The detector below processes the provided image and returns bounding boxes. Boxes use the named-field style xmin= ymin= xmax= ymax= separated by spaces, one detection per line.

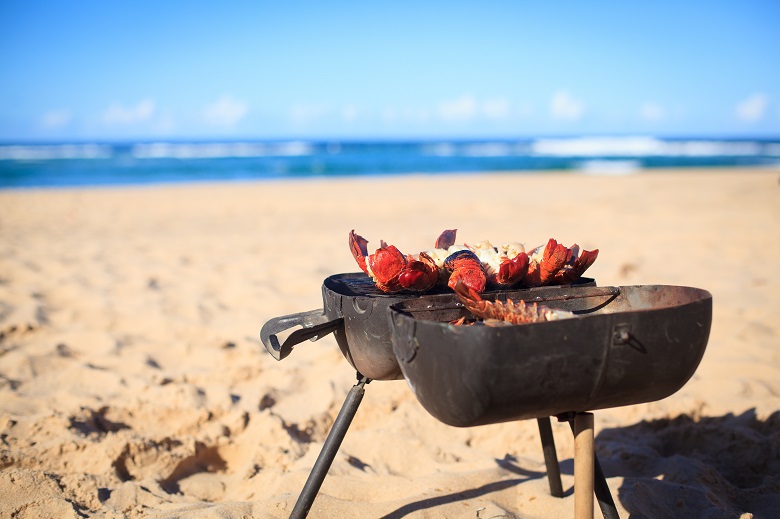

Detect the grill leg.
xmin=574 ymin=413 xmax=595 ymax=519
xmin=567 ymin=414 xmax=620 ymax=519
xmin=536 ymin=417 xmax=564 ymax=498
xmin=290 ymin=374 xmax=369 ymax=519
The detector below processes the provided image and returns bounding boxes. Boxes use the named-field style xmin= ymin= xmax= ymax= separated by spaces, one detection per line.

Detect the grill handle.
xmin=260 ymin=309 xmax=344 ymax=361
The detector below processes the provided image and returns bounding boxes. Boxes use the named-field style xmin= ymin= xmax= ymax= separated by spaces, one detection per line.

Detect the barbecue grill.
xmin=260 ymin=272 xmax=712 ymax=519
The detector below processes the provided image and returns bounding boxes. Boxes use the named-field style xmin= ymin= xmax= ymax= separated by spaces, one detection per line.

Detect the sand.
xmin=1 ymin=167 xmax=778 ymax=518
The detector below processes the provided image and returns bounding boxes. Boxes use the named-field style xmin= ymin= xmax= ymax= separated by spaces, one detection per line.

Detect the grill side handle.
xmin=260 ymin=309 xmax=344 ymax=361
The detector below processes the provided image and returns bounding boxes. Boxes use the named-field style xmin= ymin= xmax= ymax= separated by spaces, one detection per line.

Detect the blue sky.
xmin=1 ymin=1 xmax=779 ymax=141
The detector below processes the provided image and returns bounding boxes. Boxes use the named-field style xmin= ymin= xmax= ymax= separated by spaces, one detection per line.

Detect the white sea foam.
xmin=763 ymin=143 xmax=780 ymax=156
xmin=131 ymin=141 xmax=313 ymax=159
xmin=423 ymin=143 xmax=457 ymax=156
xmin=460 ymin=142 xmax=527 ymax=157
xmin=577 ymin=160 xmax=642 ymax=175
xmin=531 ymin=136 xmax=765 ymax=157
xmin=422 ymin=137 xmax=773 ymax=159
xmin=0 ymin=144 xmax=113 ymax=161
xmin=423 ymin=141 xmax=530 ymax=157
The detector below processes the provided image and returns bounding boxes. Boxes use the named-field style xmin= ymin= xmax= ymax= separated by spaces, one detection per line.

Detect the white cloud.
xmin=341 ymin=105 xmax=359 ymax=122
xmin=640 ymin=102 xmax=665 ymax=122
xmin=438 ymin=94 xmax=478 ymax=121
xmin=151 ymin=110 xmax=177 ymax=134
xmin=290 ymin=103 xmax=329 ymax=125
xmin=203 ymin=95 xmax=249 ymax=127
xmin=102 ymin=99 xmax=155 ymax=125
xmin=381 ymin=106 xmax=431 ymax=124
xmin=515 ymin=102 xmax=535 ymax=118
xmin=550 ymin=90 xmax=584 ymax=120
xmin=735 ymin=93 xmax=768 ymax=122
xmin=436 ymin=95 xmax=513 ymax=122
xmin=482 ymin=98 xmax=511 ymax=120
xmin=403 ymin=107 xmax=432 ymax=123
xmin=381 ymin=107 xmax=398 ymax=123
xmin=41 ymin=109 xmax=72 ymax=129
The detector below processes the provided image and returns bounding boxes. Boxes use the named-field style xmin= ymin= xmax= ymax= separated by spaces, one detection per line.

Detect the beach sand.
xmin=1 ymin=167 xmax=778 ymax=518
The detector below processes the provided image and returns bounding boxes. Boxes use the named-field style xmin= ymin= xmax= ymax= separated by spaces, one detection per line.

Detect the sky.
xmin=1 ymin=1 xmax=779 ymax=141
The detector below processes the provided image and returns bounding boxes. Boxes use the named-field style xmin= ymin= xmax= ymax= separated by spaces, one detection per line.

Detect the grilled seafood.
xmin=553 ymin=244 xmax=599 ymax=285
xmin=525 ymin=238 xmax=569 ymax=287
xmin=470 ymin=240 xmax=529 ymax=288
xmin=424 ymin=229 xmax=478 ymax=288
xmin=349 ymin=230 xmax=446 ymax=293
xmin=349 ymin=229 xmax=598 ymax=293
xmin=453 ymin=279 xmax=575 ymax=325
xmin=442 ymin=249 xmax=487 ymax=293
xmin=457 ymin=235 xmax=597 ymax=289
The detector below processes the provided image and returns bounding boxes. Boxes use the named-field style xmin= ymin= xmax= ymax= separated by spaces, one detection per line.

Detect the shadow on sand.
xmin=379 ymin=409 xmax=779 ymax=519
xmin=597 ymin=409 xmax=779 ymax=519
xmin=379 ymin=455 xmax=546 ymax=519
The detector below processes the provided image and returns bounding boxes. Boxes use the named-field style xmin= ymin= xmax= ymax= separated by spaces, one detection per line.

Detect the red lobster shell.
xmin=349 ymin=229 xmax=464 ymax=293
xmin=453 ymin=279 xmax=575 ymax=325
xmin=349 ymin=229 xmax=598 ymax=294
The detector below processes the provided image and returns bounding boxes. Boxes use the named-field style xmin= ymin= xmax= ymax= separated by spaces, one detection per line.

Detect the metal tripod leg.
xmin=290 ymin=374 xmax=370 ymax=519
xmin=537 ymin=417 xmax=564 ymax=498
xmin=567 ymin=414 xmax=620 ymax=519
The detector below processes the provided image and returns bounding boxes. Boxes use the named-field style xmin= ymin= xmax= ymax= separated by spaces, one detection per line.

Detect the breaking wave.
xmin=1 ymin=136 xmax=778 ymax=188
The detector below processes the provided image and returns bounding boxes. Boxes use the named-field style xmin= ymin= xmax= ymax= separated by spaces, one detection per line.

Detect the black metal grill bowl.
xmin=388 ymin=284 xmax=712 ymax=427
xmin=261 ymin=273 xmax=595 ymax=381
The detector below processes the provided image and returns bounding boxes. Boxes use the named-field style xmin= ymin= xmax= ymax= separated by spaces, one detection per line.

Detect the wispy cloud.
xmin=482 ymin=98 xmax=511 ymax=120
xmin=102 ymin=99 xmax=156 ymax=125
xmin=639 ymin=102 xmax=665 ymax=122
xmin=40 ymin=109 xmax=72 ymax=129
xmin=381 ymin=106 xmax=432 ymax=124
xmin=735 ymin=93 xmax=768 ymax=122
xmin=290 ymin=103 xmax=330 ymax=125
xmin=341 ymin=105 xmax=359 ymax=122
xmin=203 ymin=95 xmax=249 ymax=127
xmin=435 ymin=94 xmax=513 ymax=122
xmin=550 ymin=90 xmax=584 ymax=120
xmin=437 ymin=94 xmax=478 ymax=121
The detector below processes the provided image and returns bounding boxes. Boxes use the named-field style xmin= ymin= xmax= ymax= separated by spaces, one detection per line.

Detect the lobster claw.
xmin=349 ymin=229 xmax=370 ymax=275
xmin=526 ymin=238 xmax=568 ymax=287
xmin=349 ymin=230 xmax=407 ymax=292
xmin=398 ymin=252 xmax=439 ymax=292
xmin=349 ymin=230 xmax=449 ymax=293
xmin=444 ymin=249 xmax=487 ymax=293
xmin=553 ymin=246 xmax=599 ymax=284
xmin=435 ymin=229 xmax=458 ymax=249
xmin=367 ymin=244 xmax=406 ymax=292
xmin=494 ymin=252 xmax=529 ymax=287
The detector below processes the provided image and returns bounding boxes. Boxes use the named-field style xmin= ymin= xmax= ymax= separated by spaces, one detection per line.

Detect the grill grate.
xmin=324 ymin=272 xmax=599 ymax=299
xmin=325 ymin=272 xmax=455 ymax=298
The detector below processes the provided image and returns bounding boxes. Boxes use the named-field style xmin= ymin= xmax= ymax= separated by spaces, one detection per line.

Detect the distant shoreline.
xmin=1 ymin=164 xmax=777 ymax=193
xmin=2 ymin=136 xmax=779 ymax=189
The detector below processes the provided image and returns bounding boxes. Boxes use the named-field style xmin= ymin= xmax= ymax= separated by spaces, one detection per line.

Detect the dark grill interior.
xmin=324 ymin=271 xmax=595 ymax=298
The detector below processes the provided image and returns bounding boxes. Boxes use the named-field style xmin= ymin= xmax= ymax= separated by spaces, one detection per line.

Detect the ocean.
xmin=1 ymin=136 xmax=779 ymax=189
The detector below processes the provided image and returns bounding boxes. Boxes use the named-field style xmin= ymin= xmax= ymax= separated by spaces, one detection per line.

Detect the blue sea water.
xmin=1 ymin=136 xmax=779 ymax=189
